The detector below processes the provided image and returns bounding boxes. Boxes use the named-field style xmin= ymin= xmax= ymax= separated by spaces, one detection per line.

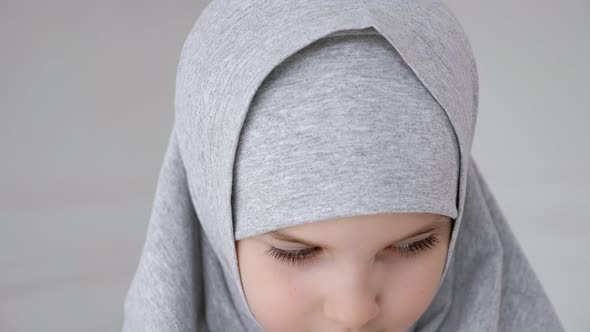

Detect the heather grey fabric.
xmin=233 ymin=30 xmax=460 ymax=241
xmin=122 ymin=1 xmax=564 ymax=331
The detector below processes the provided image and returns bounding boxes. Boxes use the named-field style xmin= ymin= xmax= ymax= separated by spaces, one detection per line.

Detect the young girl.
xmin=122 ymin=1 xmax=564 ymax=331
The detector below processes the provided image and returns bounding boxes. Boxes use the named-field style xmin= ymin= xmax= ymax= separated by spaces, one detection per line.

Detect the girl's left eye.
xmin=265 ymin=234 xmax=439 ymax=266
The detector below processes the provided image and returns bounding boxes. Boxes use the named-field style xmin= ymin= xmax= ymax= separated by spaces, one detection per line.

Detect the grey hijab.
xmin=122 ymin=0 xmax=564 ymax=331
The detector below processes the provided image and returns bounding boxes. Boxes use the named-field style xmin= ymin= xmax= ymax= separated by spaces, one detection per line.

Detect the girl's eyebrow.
xmin=266 ymin=218 xmax=447 ymax=247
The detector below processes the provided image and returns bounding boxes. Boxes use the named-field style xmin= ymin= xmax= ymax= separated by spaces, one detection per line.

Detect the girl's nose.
xmin=322 ymin=280 xmax=380 ymax=328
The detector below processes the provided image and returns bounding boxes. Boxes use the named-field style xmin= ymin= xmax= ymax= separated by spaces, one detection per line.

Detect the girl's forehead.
xmin=263 ymin=213 xmax=450 ymax=244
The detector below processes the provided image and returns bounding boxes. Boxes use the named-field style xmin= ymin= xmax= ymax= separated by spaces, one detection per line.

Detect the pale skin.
xmin=236 ymin=212 xmax=453 ymax=332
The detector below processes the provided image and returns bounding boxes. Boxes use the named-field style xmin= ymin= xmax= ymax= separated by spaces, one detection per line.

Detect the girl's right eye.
xmin=265 ymin=246 xmax=320 ymax=267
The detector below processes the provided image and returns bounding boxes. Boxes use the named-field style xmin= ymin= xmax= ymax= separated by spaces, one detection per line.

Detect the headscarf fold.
xmin=122 ymin=1 xmax=564 ymax=331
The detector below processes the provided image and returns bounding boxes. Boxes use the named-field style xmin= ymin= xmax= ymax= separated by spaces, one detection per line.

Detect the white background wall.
xmin=1 ymin=0 xmax=587 ymax=331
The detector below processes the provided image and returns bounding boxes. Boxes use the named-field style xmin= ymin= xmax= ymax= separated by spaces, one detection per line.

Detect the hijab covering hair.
xmin=122 ymin=1 xmax=564 ymax=331
xmin=233 ymin=29 xmax=460 ymax=241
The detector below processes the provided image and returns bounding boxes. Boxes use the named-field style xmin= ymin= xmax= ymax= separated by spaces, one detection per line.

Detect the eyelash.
xmin=265 ymin=234 xmax=439 ymax=266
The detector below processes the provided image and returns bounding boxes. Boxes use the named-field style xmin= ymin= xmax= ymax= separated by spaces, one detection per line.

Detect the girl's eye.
xmin=265 ymin=246 xmax=319 ymax=266
xmin=265 ymin=234 xmax=439 ymax=266
xmin=386 ymin=234 xmax=439 ymax=258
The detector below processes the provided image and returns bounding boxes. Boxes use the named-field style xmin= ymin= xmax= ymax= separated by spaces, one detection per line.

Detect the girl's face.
xmin=236 ymin=212 xmax=453 ymax=332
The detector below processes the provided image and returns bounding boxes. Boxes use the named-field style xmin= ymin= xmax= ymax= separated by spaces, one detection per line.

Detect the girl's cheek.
xmin=380 ymin=243 xmax=449 ymax=326
xmin=248 ymin=262 xmax=316 ymax=331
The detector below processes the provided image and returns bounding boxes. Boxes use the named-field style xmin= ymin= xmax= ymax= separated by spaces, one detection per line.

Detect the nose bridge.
xmin=322 ymin=261 xmax=380 ymax=327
